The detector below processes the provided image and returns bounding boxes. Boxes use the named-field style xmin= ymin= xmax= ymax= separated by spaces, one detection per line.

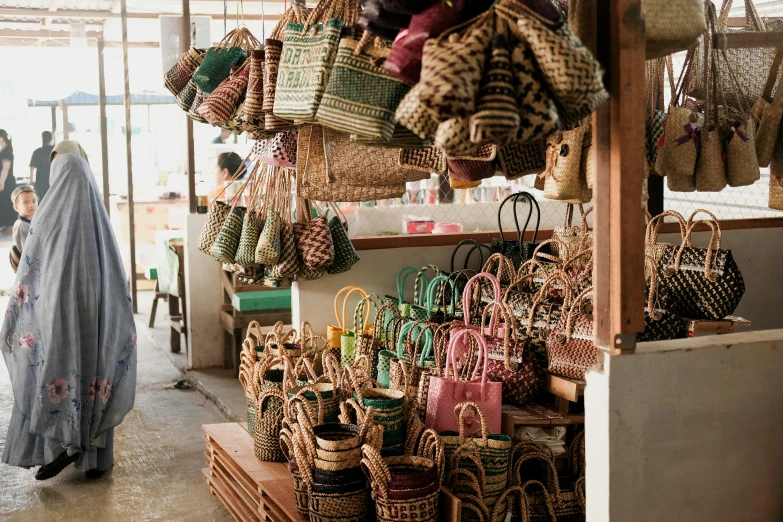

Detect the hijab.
xmin=50 ymin=140 xmax=89 ymax=164
xmin=1 ymin=154 xmax=136 ymax=452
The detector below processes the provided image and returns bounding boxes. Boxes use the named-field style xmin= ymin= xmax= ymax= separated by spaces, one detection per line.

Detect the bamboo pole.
xmin=97 ymin=35 xmax=111 ymax=214
xmin=120 ymin=0 xmax=138 ymax=313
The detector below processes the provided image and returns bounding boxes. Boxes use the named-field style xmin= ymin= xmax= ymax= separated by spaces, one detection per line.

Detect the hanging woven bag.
xmin=234 ymin=165 xmax=264 ymax=266
xmin=315 ymin=31 xmax=411 ymax=141
xmin=293 ymin=199 xmax=335 ymax=270
xmin=326 ymin=204 xmax=360 ymax=274
xmin=192 ymin=27 xmax=258 ymax=94
xmin=543 ymin=125 xmax=589 ymax=201
xmin=273 ymin=0 xmax=362 ymax=121
xmin=253 ymin=130 xmax=298 ymax=169
xmin=754 ymin=51 xmax=783 ymax=168
xmin=164 ymin=46 xmax=205 ymax=96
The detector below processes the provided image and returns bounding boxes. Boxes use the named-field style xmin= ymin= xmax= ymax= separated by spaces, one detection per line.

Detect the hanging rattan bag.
xmin=642 ymin=0 xmax=706 ymax=59
xmin=695 ymin=41 xmax=728 ymax=193
xmin=326 ymin=203 xmax=360 ymax=274
xmin=199 ymin=63 xmax=250 ymax=125
xmin=293 ymin=199 xmax=335 ymax=270
xmin=543 ymin=124 xmax=589 ymax=201
xmin=234 ymin=165 xmax=264 ymax=266
xmin=192 ymin=27 xmax=258 ymax=94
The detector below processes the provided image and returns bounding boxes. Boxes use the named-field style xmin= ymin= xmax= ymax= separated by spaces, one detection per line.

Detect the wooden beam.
xmin=60 ymin=102 xmax=69 ymax=139
xmin=712 ymin=31 xmax=783 ymax=49
xmin=0 ymin=7 xmax=281 ymax=20
xmin=183 ymin=0 xmax=197 ymax=214
xmin=50 ymin=106 xmax=56 ymax=134
xmin=0 ymin=36 xmax=160 ymax=47
xmin=97 ymin=36 xmax=111 ymax=214
xmin=593 ymin=0 xmax=647 ymax=352
xmin=120 ymin=0 xmax=138 ymax=314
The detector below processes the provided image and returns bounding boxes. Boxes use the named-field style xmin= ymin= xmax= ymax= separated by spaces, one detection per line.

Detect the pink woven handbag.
xmin=425 ymin=327 xmax=502 ymax=436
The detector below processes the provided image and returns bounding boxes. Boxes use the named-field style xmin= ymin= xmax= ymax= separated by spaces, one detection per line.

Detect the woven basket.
xmin=175 ymin=80 xmax=198 ymax=112
xmin=254 ymin=390 xmax=287 ymax=462
xmin=643 ymin=0 xmax=706 ymax=59
xmin=543 ymin=126 xmax=588 ymax=201
xmin=200 ymin=66 xmax=249 ymax=125
xmin=498 ymin=140 xmax=547 ymax=179
xmin=469 ymin=35 xmax=520 ymax=145
xmin=296 ymin=125 xmax=415 ymax=202
xmin=658 ymin=106 xmax=700 ymax=191
xmin=242 ymin=49 xmax=265 ymax=123
xmin=755 ymin=52 xmax=783 ymax=168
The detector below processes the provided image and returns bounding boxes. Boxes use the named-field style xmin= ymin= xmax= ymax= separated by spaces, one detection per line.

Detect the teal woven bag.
xmin=326 ymin=212 xmax=360 ymax=274
xmin=209 ymin=206 xmax=246 ymax=263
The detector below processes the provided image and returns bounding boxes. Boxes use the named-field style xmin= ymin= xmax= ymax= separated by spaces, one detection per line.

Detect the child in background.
xmin=12 ymin=185 xmax=37 ymax=254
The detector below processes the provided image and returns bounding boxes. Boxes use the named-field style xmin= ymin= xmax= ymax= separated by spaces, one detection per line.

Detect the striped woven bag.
xmin=199 ymin=66 xmax=250 ymax=125
xmin=315 ymin=31 xmax=411 ymax=141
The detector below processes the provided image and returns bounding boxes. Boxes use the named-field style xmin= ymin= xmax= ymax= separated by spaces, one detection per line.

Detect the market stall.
xmin=174 ymin=0 xmax=783 ymax=519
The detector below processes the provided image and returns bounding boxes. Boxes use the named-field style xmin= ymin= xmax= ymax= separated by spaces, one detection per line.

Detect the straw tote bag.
xmin=755 ymin=51 xmax=783 ymax=168
xmin=193 ymin=27 xmax=258 ymax=94
xmin=658 ymin=210 xmax=745 ymax=320
xmin=689 ymin=0 xmax=783 ymax=111
xmin=315 ymin=31 xmax=411 ymax=141
xmin=273 ymin=0 xmax=362 ymax=122
xmin=543 ymin=124 xmax=589 ymax=201
xmin=298 ymin=125 xmax=422 ymax=202
xmin=546 ymin=287 xmax=597 ymax=380
xmin=695 ymin=43 xmax=728 ymax=192
xmin=642 ymin=0 xmax=706 ymax=59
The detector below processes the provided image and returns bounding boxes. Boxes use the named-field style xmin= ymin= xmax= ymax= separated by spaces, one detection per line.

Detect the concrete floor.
xmin=0 ymin=315 xmax=234 ymax=522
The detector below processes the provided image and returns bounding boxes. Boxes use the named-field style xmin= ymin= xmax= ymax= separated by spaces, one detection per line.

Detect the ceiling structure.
xmin=0 ymin=0 xmax=291 ymax=46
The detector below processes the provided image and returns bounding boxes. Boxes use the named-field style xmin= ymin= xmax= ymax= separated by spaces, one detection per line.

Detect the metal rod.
xmin=120 ymin=0 xmax=138 ymax=313
xmin=182 ymin=0 xmax=197 ymax=214
xmin=97 ymin=35 xmax=111 ymax=214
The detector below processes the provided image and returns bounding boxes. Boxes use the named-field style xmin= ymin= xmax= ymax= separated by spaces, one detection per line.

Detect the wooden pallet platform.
xmin=203 ymin=422 xmax=463 ymax=522
xmin=203 ymin=423 xmax=303 ymax=522
xmin=502 ymin=402 xmax=585 ymax=439
xmin=544 ymin=374 xmax=586 ymax=414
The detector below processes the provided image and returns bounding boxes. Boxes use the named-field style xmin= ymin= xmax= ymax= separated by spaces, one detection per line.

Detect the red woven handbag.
xmin=482 ymin=301 xmax=543 ymax=407
xmin=199 ymin=66 xmax=250 ymax=125
xmin=292 ymin=199 xmax=335 ymax=270
xmin=546 ymin=287 xmax=597 ymax=380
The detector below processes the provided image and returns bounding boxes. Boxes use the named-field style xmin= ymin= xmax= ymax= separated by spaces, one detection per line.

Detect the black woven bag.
xmin=638 ymin=257 xmax=687 ymax=342
xmin=657 ymin=211 xmax=745 ymax=321
xmin=490 ymin=192 xmax=543 ymax=270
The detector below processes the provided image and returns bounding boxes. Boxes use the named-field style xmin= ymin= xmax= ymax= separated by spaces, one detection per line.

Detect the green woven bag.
xmin=209 ymin=206 xmax=246 ymax=263
xmin=192 ymin=47 xmax=247 ymax=94
xmin=326 ymin=214 xmax=359 ymax=274
xmin=235 ymin=211 xmax=262 ymax=266
xmin=256 ymin=210 xmax=282 ymax=265
xmin=315 ymin=33 xmax=411 ymax=140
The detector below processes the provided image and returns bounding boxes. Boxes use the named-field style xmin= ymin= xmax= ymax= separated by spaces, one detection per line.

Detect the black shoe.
xmin=35 ymin=451 xmax=79 ymax=480
xmin=85 ymin=469 xmax=107 ymax=480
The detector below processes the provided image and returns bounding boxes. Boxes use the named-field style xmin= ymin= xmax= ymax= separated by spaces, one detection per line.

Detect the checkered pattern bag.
xmin=657 ymin=210 xmax=745 ymax=320
xmin=209 ymin=206 xmax=246 ymax=263
xmin=293 ymin=201 xmax=335 ymax=270
xmin=547 ymin=288 xmax=597 ymax=380
xmin=198 ymin=201 xmax=230 ymax=255
xmin=199 ymin=67 xmax=250 ymax=125
xmin=267 ymin=222 xmax=301 ymax=279
xmin=253 ymin=131 xmax=298 ymax=168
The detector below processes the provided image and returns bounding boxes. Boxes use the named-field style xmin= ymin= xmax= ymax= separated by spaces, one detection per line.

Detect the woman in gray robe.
xmin=1 ymin=152 xmax=136 ymax=480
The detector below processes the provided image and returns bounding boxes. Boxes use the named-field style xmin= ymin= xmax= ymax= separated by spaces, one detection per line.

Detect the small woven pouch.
xmin=240 ymin=49 xmax=265 ymax=126
xmin=253 ymin=130 xmax=298 ymax=169
xmin=543 ymin=124 xmax=589 ymax=201
xmin=326 ymin=204 xmax=360 ymax=274
xmin=235 ymin=164 xmax=264 ymax=266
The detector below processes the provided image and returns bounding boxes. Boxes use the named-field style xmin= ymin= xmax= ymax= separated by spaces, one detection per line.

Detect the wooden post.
xmin=61 ymin=102 xmax=69 ymax=139
xmin=592 ymin=0 xmax=647 ymax=352
xmin=97 ymin=35 xmax=111 ymax=214
xmin=50 ymin=106 xmax=56 ymax=135
xmin=182 ymin=0 xmax=197 ymax=213
xmin=120 ymin=0 xmax=138 ymax=313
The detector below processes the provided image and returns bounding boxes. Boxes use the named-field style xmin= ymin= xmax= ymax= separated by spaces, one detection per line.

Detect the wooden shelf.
xmin=502 ymin=403 xmax=585 ymax=438
xmin=544 ymin=374 xmax=586 ymax=403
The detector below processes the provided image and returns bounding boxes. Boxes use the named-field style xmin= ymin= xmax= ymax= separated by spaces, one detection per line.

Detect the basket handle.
xmin=455 ymin=401 xmax=489 ymax=447
xmin=360 ymin=443 xmax=391 ymax=498
xmin=461 ymin=272 xmax=501 ymax=327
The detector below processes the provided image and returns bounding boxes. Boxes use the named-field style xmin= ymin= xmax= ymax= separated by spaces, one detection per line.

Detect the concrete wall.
xmin=585 ymin=330 xmax=783 ymax=522
xmin=184 ymin=213 xmax=225 ymax=369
